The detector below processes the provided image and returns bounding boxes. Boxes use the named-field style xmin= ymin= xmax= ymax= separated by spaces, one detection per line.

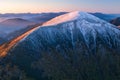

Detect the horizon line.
xmin=0 ymin=11 xmax=120 ymax=14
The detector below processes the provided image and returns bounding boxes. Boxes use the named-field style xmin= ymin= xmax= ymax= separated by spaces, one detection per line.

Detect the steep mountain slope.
xmin=110 ymin=17 xmax=120 ymax=26
xmin=0 ymin=11 xmax=120 ymax=80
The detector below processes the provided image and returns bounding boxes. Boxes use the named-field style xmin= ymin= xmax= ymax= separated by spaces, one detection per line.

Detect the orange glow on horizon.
xmin=0 ymin=0 xmax=120 ymax=14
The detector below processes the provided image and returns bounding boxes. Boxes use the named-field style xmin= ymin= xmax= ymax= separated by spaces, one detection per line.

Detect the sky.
xmin=0 ymin=0 xmax=120 ymax=13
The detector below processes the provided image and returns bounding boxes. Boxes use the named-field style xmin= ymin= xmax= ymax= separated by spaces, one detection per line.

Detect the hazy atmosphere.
xmin=0 ymin=0 xmax=120 ymax=13
xmin=0 ymin=0 xmax=120 ymax=80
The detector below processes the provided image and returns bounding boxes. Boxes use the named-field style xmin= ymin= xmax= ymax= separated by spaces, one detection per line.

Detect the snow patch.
xmin=42 ymin=11 xmax=102 ymax=26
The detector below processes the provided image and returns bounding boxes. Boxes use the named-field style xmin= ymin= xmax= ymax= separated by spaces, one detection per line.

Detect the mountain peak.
xmin=43 ymin=11 xmax=101 ymax=26
xmin=0 ymin=11 xmax=120 ymax=80
xmin=12 ymin=11 xmax=120 ymax=55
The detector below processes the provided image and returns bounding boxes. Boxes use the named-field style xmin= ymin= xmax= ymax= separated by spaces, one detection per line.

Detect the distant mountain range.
xmin=0 ymin=18 xmax=36 ymax=30
xmin=0 ymin=12 xmax=67 ymax=22
xmin=0 ymin=12 xmax=67 ymax=34
xmin=90 ymin=12 xmax=120 ymax=22
xmin=0 ymin=18 xmax=36 ymax=28
xmin=0 ymin=12 xmax=119 ymax=22
xmin=0 ymin=11 xmax=120 ymax=80
xmin=0 ymin=18 xmax=36 ymax=44
xmin=90 ymin=13 xmax=120 ymax=27
xmin=0 ymin=13 xmax=41 ymax=19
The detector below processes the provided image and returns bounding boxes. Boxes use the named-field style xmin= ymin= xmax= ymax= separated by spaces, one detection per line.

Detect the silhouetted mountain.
xmin=0 ymin=11 xmax=120 ymax=80
xmin=110 ymin=17 xmax=120 ymax=26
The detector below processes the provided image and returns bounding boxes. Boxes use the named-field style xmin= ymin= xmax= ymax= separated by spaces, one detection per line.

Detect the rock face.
xmin=110 ymin=17 xmax=120 ymax=26
xmin=1 ymin=11 xmax=120 ymax=80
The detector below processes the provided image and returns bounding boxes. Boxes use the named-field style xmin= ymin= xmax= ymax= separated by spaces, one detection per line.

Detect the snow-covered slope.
xmin=43 ymin=11 xmax=101 ymax=26
xmin=1 ymin=11 xmax=120 ymax=80
xmin=6 ymin=11 xmax=120 ymax=57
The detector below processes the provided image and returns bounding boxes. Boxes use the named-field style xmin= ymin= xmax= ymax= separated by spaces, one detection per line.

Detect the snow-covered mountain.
xmin=9 ymin=11 xmax=120 ymax=54
xmin=1 ymin=11 xmax=120 ymax=80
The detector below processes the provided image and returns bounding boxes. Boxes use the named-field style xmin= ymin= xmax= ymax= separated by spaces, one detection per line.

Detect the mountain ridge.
xmin=3 ymin=11 xmax=120 ymax=57
xmin=0 ymin=11 xmax=120 ymax=80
